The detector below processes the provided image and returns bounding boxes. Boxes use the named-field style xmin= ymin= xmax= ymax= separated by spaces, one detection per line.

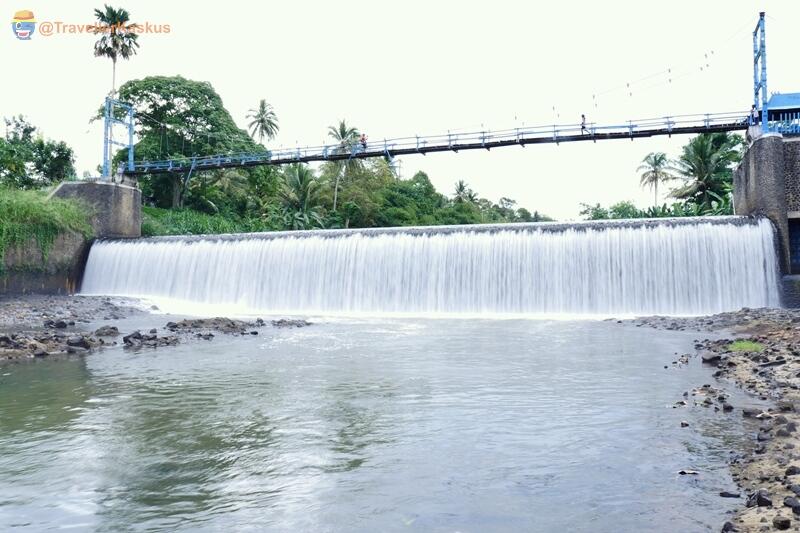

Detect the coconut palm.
xmin=91 ymin=5 xmax=140 ymax=95
xmin=247 ymin=100 xmax=279 ymax=144
xmin=669 ymin=133 xmax=743 ymax=208
xmin=280 ymin=164 xmax=325 ymax=229
xmin=453 ymin=180 xmax=477 ymax=203
xmin=327 ymin=120 xmax=361 ymax=212
xmin=637 ymin=152 xmax=674 ymax=207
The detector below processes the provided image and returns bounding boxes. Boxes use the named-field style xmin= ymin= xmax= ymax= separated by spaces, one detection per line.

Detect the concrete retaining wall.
xmin=734 ymin=134 xmax=791 ymax=273
xmin=1 ymin=181 xmax=141 ymax=296
xmin=1 ymin=230 xmax=89 ymax=295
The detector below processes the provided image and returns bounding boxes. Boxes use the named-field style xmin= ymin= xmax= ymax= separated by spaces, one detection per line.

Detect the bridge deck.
xmin=126 ymin=112 xmax=751 ymax=176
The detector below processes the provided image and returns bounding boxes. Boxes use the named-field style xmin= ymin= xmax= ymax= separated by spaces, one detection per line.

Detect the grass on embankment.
xmin=727 ymin=340 xmax=765 ymax=353
xmin=0 ymin=187 xmax=93 ymax=268
xmin=141 ymin=206 xmax=275 ymax=237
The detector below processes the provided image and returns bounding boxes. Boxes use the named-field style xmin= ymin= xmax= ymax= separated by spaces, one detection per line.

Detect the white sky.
xmin=2 ymin=0 xmax=798 ymax=219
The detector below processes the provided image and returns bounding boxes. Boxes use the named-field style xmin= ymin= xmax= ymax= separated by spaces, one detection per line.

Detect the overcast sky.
xmin=2 ymin=0 xmax=798 ymax=219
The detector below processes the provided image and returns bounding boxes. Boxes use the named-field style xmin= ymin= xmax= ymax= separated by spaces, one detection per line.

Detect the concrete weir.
xmin=0 ymin=181 xmax=141 ymax=295
xmin=83 ymin=217 xmax=781 ymax=316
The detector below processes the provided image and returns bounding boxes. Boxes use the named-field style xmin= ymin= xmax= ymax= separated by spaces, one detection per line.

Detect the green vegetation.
xmin=0 ymin=116 xmax=76 ymax=189
xmin=727 ymin=340 xmax=765 ymax=353
xmin=141 ymin=206 xmax=271 ymax=237
xmin=584 ymin=132 xmax=742 ymax=220
xmin=0 ymin=188 xmax=92 ymax=269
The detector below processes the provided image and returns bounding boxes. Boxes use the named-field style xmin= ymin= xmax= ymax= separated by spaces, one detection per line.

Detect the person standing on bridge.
xmin=750 ymin=104 xmax=759 ymax=125
xmin=581 ymin=114 xmax=588 ymax=134
xmin=360 ymin=133 xmax=368 ymax=151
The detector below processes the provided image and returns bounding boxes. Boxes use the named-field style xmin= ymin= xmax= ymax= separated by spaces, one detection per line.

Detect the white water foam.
xmin=81 ymin=218 xmax=781 ymax=317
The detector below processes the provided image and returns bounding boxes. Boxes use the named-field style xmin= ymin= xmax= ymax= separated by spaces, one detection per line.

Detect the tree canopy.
xmin=0 ymin=116 xmax=75 ymax=189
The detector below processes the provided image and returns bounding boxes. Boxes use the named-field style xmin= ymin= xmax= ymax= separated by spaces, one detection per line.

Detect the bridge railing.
xmin=130 ymin=110 xmax=751 ymax=174
xmin=771 ymin=112 xmax=800 ymax=135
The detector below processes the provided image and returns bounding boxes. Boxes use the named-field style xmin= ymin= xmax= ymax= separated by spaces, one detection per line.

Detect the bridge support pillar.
xmin=49 ymin=181 xmax=142 ymax=239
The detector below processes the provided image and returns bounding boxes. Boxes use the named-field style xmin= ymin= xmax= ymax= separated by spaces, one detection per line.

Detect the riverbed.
xmin=0 ymin=312 xmax=760 ymax=532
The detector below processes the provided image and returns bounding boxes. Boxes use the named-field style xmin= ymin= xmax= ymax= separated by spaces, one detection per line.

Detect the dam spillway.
xmin=80 ymin=217 xmax=782 ymax=317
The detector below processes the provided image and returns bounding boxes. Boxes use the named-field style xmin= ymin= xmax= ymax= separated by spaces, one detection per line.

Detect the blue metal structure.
xmin=753 ymin=12 xmax=768 ymax=134
xmin=102 ymin=97 xmax=135 ymax=179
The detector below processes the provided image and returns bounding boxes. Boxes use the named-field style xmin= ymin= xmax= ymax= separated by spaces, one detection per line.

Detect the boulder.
xmin=94 ymin=325 xmax=119 ymax=337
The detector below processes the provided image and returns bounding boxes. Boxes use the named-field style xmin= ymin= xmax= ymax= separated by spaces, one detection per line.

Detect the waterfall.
xmin=80 ymin=217 xmax=781 ymax=317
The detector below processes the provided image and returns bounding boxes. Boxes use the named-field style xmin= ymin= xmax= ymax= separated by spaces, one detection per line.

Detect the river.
xmin=0 ymin=315 xmax=759 ymax=532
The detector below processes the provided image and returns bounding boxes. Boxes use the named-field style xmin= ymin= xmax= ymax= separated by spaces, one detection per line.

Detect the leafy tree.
xmin=108 ymin=76 xmax=269 ymax=208
xmin=326 ymin=120 xmax=361 ymax=212
xmin=0 ymin=116 xmax=75 ymax=188
xmin=637 ymin=152 xmax=673 ymax=207
xmin=91 ymin=5 xmax=140 ymax=95
xmin=670 ymin=133 xmax=743 ymax=208
xmin=247 ymin=100 xmax=279 ymax=144
xmin=579 ymin=203 xmax=610 ymax=220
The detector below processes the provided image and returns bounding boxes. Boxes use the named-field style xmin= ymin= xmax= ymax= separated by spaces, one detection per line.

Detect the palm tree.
xmin=669 ymin=133 xmax=743 ymax=208
xmin=327 ymin=120 xmax=361 ymax=212
xmin=91 ymin=5 xmax=140 ymax=95
xmin=637 ymin=152 xmax=673 ymax=207
xmin=280 ymin=164 xmax=325 ymax=229
xmin=453 ymin=180 xmax=476 ymax=203
xmin=247 ymin=100 xmax=279 ymax=144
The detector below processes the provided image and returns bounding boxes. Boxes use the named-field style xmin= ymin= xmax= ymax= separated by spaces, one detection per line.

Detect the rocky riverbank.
xmin=630 ymin=308 xmax=800 ymax=532
xmin=0 ymin=295 xmax=311 ymax=361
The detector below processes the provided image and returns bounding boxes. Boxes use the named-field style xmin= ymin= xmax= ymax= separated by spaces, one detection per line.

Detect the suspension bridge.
xmin=104 ymin=12 xmax=799 ymax=179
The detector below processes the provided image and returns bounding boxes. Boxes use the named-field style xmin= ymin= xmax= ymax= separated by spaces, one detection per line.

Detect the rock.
xmin=148 ymin=328 xmax=157 ymax=334
xmin=778 ymin=428 xmax=791 ymax=437
xmin=787 ymin=422 xmax=797 ymax=433
xmin=701 ymin=352 xmax=721 ymax=364
xmin=790 ymin=484 xmax=800 ymax=497
xmin=787 ymin=466 xmax=800 ymax=476
xmin=32 ymin=347 xmax=48 ymax=357
xmin=773 ymin=515 xmax=791 ymax=530
xmin=722 ymin=402 xmax=734 ymax=412
xmin=721 ymin=521 xmax=736 ymax=532
xmin=747 ymin=489 xmax=772 ymax=507
xmin=272 ymin=319 xmax=312 ymax=328
xmin=678 ymin=469 xmax=699 ymax=475
xmin=94 ymin=325 xmax=119 ymax=337
xmin=719 ymin=491 xmax=740 ymax=498
xmin=66 ymin=346 xmax=87 ymax=354
xmin=66 ymin=336 xmax=90 ymax=349
xmin=123 ymin=331 xmax=142 ymax=347
xmin=743 ymin=407 xmax=763 ymax=418
xmin=681 ymin=421 xmax=690 ymax=428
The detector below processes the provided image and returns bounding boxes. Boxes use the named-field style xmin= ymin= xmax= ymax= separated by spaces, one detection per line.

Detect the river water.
xmin=0 ymin=315 xmax=759 ymax=532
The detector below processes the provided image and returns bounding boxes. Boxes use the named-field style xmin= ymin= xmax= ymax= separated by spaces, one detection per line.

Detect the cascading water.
xmin=80 ymin=217 xmax=781 ymax=317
